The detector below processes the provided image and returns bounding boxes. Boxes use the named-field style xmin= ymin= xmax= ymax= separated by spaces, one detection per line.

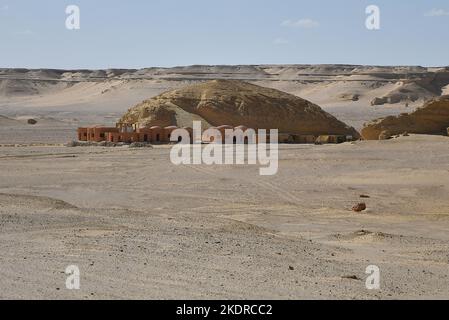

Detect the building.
xmin=77 ymin=123 xmax=353 ymax=144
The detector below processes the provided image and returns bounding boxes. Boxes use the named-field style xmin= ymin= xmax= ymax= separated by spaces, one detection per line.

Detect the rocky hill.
xmin=120 ymin=80 xmax=360 ymax=137
xmin=2 ymin=65 xmax=449 ymax=132
xmin=361 ymin=95 xmax=449 ymax=140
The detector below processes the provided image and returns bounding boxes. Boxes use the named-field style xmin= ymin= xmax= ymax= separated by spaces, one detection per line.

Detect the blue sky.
xmin=0 ymin=0 xmax=448 ymax=69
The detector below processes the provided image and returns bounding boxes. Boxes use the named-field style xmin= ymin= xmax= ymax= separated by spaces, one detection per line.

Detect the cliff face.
xmin=120 ymin=80 xmax=360 ymax=137
xmin=362 ymin=96 xmax=449 ymax=140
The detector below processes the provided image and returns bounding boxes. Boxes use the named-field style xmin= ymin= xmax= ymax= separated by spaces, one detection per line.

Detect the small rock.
xmin=27 ymin=119 xmax=37 ymax=125
xmin=342 ymin=275 xmax=361 ymax=281
xmin=288 ymin=266 xmax=295 ymax=271
xmin=360 ymin=194 xmax=370 ymax=199
xmin=352 ymin=203 xmax=367 ymax=212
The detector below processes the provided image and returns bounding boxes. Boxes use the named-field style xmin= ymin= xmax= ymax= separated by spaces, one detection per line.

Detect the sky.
xmin=0 ymin=0 xmax=448 ymax=69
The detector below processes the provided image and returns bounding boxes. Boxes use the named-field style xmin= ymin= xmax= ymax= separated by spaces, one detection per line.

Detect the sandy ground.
xmin=1 ymin=135 xmax=449 ymax=299
xmin=1 ymin=66 xmax=448 ymax=299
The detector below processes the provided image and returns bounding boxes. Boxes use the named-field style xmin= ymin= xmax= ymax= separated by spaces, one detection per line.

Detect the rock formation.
xmin=362 ymin=95 xmax=449 ymax=140
xmin=120 ymin=80 xmax=360 ymax=137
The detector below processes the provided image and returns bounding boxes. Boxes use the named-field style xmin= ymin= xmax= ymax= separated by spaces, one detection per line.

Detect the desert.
xmin=1 ymin=65 xmax=449 ymax=299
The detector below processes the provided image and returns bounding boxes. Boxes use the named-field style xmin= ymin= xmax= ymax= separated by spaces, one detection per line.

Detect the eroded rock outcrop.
xmin=362 ymin=95 xmax=449 ymax=140
xmin=120 ymin=80 xmax=360 ymax=137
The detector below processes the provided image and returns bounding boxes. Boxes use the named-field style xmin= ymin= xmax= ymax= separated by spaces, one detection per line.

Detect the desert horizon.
xmin=2 ymin=64 xmax=449 ymax=144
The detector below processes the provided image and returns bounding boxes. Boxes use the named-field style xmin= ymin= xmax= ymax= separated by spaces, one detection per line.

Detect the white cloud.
xmin=281 ymin=19 xmax=319 ymax=29
xmin=273 ymin=38 xmax=289 ymax=45
xmin=425 ymin=8 xmax=449 ymax=17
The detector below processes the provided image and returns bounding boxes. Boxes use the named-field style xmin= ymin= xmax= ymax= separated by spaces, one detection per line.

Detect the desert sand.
xmin=1 ymin=136 xmax=449 ymax=299
xmin=1 ymin=65 xmax=449 ymax=299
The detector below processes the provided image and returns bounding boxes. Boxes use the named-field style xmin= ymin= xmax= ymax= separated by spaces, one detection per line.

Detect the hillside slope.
xmin=120 ymin=80 xmax=360 ymax=137
xmin=362 ymin=95 xmax=449 ymax=140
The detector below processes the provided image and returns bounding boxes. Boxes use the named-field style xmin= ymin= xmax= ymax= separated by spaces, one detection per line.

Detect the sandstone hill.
xmin=370 ymin=71 xmax=449 ymax=106
xmin=2 ymin=65 xmax=449 ymax=133
xmin=119 ymin=80 xmax=360 ymax=137
xmin=362 ymin=95 xmax=449 ymax=140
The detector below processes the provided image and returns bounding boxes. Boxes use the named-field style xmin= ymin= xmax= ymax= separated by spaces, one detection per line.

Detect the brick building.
xmin=77 ymin=123 xmax=353 ymax=144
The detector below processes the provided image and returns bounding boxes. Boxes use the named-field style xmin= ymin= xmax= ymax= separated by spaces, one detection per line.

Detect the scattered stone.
xmin=360 ymin=194 xmax=370 ymax=199
xmin=356 ymin=230 xmax=372 ymax=236
xmin=342 ymin=275 xmax=361 ymax=281
xmin=27 ymin=119 xmax=37 ymax=125
xmin=289 ymin=266 xmax=295 ymax=271
xmin=129 ymin=142 xmax=153 ymax=148
xmin=352 ymin=94 xmax=360 ymax=102
xmin=66 ymin=140 xmax=128 ymax=147
xmin=371 ymin=97 xmax=388 ymax=106
xmin=352 ymin=203 xmax=367 ymax=212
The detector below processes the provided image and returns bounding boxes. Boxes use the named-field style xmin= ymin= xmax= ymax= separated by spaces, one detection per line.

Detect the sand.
xmin=1 ymin=65 xmax=449 ymax=299
xmin=1 ymin=136 xmax=449 ymax=299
